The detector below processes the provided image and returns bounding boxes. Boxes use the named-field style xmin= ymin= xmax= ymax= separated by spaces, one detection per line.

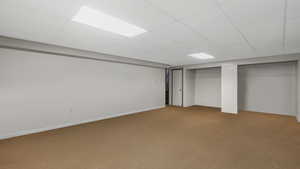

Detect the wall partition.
xmin=194 ymin=67 xmax=221 ymax=108
xmin=0 ymin=48 xmax=166 ymax=139
xmin=238 ymin=62 xmax=297 ymax=116
xmin=182 ymin=61 xmax=298 ymax=117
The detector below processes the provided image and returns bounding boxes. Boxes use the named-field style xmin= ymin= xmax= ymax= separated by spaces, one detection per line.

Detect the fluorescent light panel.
xmin=189 ymin=53 xmax=215 ymax=59
xmin=72 ymin=6 xmax=147 ymax=37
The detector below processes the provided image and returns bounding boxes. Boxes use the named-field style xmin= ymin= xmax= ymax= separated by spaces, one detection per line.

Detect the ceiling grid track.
xmin=2 ymin=0 xmax=299 ymax=65
xmin=214 ymin=0 xmax=257 ymax=53
xmin=282 ymin=0 xmax=288 ymax=51
xmin=142 ymin=0 xmax=222 ymax=49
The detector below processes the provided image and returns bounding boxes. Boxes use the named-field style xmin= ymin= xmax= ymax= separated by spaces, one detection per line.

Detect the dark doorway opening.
xmin=165 ymin=68 xmax=170 ymax=105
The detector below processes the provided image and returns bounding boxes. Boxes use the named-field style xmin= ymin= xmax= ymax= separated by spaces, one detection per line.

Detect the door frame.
xmin=170 ymin=68 xmax=184 ymax=107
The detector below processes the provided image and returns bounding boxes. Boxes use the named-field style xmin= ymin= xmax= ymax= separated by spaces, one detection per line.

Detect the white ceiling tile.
xmin=0 ymin=0 xmax=84 ymax=42
xmin=237 ymin=21 xmax=283 ymax=53
xmin=218 ymin=0 xmax=284 ymax=54
xmin=0 ymin=0 xmax=298 ymax=65
xmin=147 ymin=0 xmax=221 ymax=21
xmin=81 ymin=0 xmax=174 ymax=31
xmin=218 ymin=0 xmax=284 ymax=25
xmin=53 ymin=20 xmax=177 ymax=63
xmin=180 ymin=12 xmax=246 ymax=46
xmin=121 ymin=22 xmax=213 ymax=56
xmin=147 ymin=22 xmax=212 ymax=49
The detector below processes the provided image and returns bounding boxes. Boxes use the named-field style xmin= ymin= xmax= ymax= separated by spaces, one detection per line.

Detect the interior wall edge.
xmin=0 ymin=36 xmax=169 ymax=69
xmin=0 ymin=106 xmax=165 ymax=140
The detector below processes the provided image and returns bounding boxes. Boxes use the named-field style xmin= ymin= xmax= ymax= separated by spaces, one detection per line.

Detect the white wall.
xmin=239 ymin=62 xmax=297 ymax=116
xmin=183 ymin=69 xmax=195 ymax=107
xmin=0 ymin=48 xmax=165 ymax=139
xmin=298 ymin=61 xmax=300 ymax=122
xmin=194 ymin=67 xmax=221 ymax=107
xmin=221 ymin=64 xmax=238 ymax=114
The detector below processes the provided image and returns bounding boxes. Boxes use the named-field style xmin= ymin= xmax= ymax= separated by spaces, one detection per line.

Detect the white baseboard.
xmin=193 ymin=104 xmax=221 ymax=108
xmin=0 ymin=105 xmax=165 ymax=140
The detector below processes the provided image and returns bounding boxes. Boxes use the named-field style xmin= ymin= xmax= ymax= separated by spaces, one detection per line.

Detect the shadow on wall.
xmin=238 ymin=62 xmax=297 ymax=116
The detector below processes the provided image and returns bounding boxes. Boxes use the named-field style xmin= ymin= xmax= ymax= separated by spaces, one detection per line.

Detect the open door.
xmin=172 ymin=69 xmax=183 ymax=106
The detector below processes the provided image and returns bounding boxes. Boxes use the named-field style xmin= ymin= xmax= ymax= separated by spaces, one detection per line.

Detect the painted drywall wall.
xmin=183 ymin=69 xmax=195 ymax=107
xmin=221 ymin=64 xmax=238 ymax=114
xmin=239 ymin=62 xmax=297 ymax=116
xmin=194 ymin=67 xmax=221 ymax=107
xmin=0 ymin=48 xmax=165 ymax=139
xmin=298 ymin=61 xmax=300 ymax=122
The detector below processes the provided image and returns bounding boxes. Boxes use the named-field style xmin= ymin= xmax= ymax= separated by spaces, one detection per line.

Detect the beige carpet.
xmin=1 ymin=106 xmax=300 ymax=169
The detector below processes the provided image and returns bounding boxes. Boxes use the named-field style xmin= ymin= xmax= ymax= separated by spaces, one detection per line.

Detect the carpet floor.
xmin=1 ymin=106 xmax=300 ymax=169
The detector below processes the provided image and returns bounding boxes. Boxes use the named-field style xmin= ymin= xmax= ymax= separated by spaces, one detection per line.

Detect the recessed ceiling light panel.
xmin=72 ymin=6 xmax=147 ymax=37
xmin=189 ymin=53 xmax=215 ymax=59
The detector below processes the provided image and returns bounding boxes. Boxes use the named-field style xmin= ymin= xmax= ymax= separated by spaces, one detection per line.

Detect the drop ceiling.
xmin=0 ymin=0 xmax=299 ymax=66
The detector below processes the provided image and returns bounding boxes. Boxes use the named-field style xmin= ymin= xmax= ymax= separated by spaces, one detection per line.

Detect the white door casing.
xmin=172 ymin=69 xmax=183 ymax=106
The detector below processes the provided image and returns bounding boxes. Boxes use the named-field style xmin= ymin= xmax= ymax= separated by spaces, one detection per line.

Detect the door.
xmin=172 ymin=69 xmax=183 ymax=106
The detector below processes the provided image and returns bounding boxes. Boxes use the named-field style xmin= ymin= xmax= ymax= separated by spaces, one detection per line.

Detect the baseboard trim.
xmin=222 ymin=111 xmax=238 ymax=115
xmin=0 ymin=105 xmax=165 ymax=140
xmin=192 ymin=105 xmax=221 ymax=109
